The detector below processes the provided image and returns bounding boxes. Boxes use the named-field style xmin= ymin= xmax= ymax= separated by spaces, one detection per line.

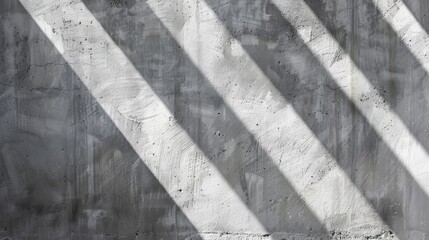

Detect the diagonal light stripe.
xmin=17 ymin=0 xmax=267 ymax=235
xmin=271 ymin=0 xmax=429 ymax=204
xmin=147 ymin=0 xmax=395 ymax=235
xmin=372 ymin=0 xmax=429 ymax=74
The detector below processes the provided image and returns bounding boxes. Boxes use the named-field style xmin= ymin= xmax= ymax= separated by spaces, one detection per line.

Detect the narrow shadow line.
xmin=202 ymin=0 xmax=429 ymax=238
xmin=0 ymin=1 xmax=201 ymax=239
xmin=81 ymin=0 xmax=332 ymax=237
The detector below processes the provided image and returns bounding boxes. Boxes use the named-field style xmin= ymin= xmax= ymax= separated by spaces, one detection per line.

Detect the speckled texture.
xmin=1 ymin=0 xmax=429 ymax=239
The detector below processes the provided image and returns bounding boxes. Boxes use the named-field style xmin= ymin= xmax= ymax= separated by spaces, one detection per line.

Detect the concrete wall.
xmin=1 ymin=0 xmax=429 ymax=239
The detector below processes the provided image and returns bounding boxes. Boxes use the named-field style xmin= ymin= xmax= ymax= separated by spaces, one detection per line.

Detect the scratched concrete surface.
xmin=1 ymin=0 xmax=429 ymax=239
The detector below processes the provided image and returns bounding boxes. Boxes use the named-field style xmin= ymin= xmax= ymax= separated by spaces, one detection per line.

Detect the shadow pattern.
xmin=202 ymin=0 xmax=429 ymax=238
xmin=0 ymin=1 xmax=200 ymax=239
xmin=301 ymin=0 xmax=429 ymax=237
xmin=2 ymin=0 xmax=429 ymax=239
xmin=81 ymin=0 xmax=332 ymax=237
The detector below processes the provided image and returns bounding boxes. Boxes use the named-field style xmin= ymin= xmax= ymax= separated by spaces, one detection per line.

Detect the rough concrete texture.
xmin=1 ymin=0 xmax=429 ymax=239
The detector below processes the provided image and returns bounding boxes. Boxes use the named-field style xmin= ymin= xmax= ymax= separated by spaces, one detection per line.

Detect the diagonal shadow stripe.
xmin=0 ymin=1 xmax=201 ymax=239
xmin=201 ymin=0 xmax=429 ymax=238
xmin=302 ymin=0 xmax=429 ymax=164
xmin=79 ymin=0 xmax=335 ymax=237
xmin=296 ymin=1 xmax=429 ymax=236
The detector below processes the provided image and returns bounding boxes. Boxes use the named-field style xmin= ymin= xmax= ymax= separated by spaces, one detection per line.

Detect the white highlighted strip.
xmin=148 ymin=0 xmax=394 ymax=236
xmin=271 ymin=0 xmax=429 ymax=206
xmin=18 ymin=0 xmax=267 ymax=235
xmin=373 ymin=0 xmax=429 ymax=73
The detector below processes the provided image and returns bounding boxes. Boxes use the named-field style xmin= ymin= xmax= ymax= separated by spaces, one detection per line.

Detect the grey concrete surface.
xmin=0 ymin=1 xmax=198 ymax=239
xmin=1 ymin=0 xmax=429 ymax=239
